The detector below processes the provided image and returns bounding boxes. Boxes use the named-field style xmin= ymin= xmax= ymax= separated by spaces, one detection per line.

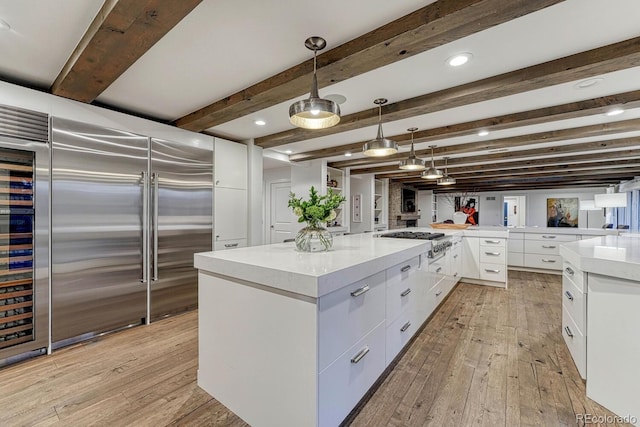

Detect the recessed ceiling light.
xmin=0 ymin=19 xmax=11 ymax=31
xmin=344 ymin=152 xmax=352 ymax=157
xmin=254 ymin=119 xmax=266 ymax=126
xmin=606 ymin=108 xmax=625 ymax=116
xmin=477 ymin=130 xmax=489 ymax=136
xmin=284 ymin=150 xmax=293 ymax=154
xmin=447 ymin=52 xmax=473 ymax=67
xmin=574 ymin=78 xmax=603 ymax=89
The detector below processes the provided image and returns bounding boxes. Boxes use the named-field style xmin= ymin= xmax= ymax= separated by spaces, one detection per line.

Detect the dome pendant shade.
xmin=399 ymin=127 xmax=425 ymax=170
xmin=289 ymin=37 xmax=340 ymax=129
xmin=363 ymin=98 xmax=398 ymax=157
xmin=437 ymin=156 xmax=456 ymax=185
xmin=421 ymin=145 xmax=443 ymax=179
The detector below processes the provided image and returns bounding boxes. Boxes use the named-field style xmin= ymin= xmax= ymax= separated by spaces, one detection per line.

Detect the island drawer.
xmin=525 ymin=239 xmax=561 ymax=255
xmin=385 ymin=308 xmax=418 ymax=364
xmin=525 ymin=233 xmax=577 ymax=242
xmin=562 ymin=305 xmax=586 ymax=379
xmin=562 ymin=260 xmax=585 ymax=292
xmin=479 ymin=238 xmax=505 ymax=248
xmin=386 ymin=256 xmax=420 ymax=325
xmin=427 ymin=257 xmax=446 ymax=286
xmin=479 ymin=263 xmax=506 ymax=282
xmin=562 ymin=274 xmax=586 ymax=334
xmin=318 ymin=270 xmax=386 ymax=372
xmin=214 ymin=238 xmax=247 ymax=251
xmin=319 ymin=321 xmax=386 ymax=427
xmin=524 ymin=253 xmax=562 ymax=270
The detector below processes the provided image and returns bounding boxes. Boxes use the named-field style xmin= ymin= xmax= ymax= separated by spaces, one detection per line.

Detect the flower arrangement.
xmin=288 ymin=186 xmax=346 ymax=228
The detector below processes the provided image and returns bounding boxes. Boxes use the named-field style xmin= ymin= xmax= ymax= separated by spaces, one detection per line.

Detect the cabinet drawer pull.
xmin=484 ymin=269 xmax=500 ymax=273
xmin=350 ymin=285 xmax=370 ymax=297
xmin=565 ymin=291 xmax=574 ymax=301
xmin=400 ymin=321 xmax=411 ymax=332
xmin=485 ymin=252 xmax=501 ymax=256
xmin=453 ymin=255 xmax=458 ymax=259
xmin=435 ymin=290 xmax=442 ymax=296
xmin=224 ymin=243 xmax=239 ymax=248
xmin=484 ymin=240 xmax=500 ymax=244
xmin=350 ymin=346 xmax=370 ymax=364
xmin=542 ymin=245 xmax=556 ymax=249
xmin=401 ymin=265 xmax=411 ymax=273
xmin=453 ymin=272 xmax=458 ymax=277
xmin=435 ymin=267 xmax=442 ymax=273
xmin=400 ymin=288 xmax=412 ymax=297
xmin=565 ymin=267 xmax=574 ymax=275
xmin=564 ymin=326 xmax=574 ymax=338
xmin=541 ymin=259 xmax=556 ymax=263
xmin=542 ymin=235 xmax=556 ymax=239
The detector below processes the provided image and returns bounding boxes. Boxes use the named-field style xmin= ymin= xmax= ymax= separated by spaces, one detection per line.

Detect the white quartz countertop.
xmin=559 ymin=235 xmax=640 ymax=281
xmin=508 ymin=226 xmax=619 ymax=236
xmin=195 ymin=233 xmax=429 ymax=298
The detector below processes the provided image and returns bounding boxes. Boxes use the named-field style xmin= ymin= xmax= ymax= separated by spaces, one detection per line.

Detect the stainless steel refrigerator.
xmin=51 ymin=118 xmax=212 ymax=346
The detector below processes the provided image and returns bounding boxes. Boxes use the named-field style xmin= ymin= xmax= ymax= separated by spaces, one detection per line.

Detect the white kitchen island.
xmin=195 ymin=233 xmax=436 ymax=427
xmin=560 ymin=235 xmax=640 ymax=425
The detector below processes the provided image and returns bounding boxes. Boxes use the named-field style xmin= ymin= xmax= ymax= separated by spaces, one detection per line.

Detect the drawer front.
xmin=562 ymin=275 xmax=586 ymax=334
xmin=524 ymin=239 xmax=561 ymax=255
xmin=525 ymin=233 xmax=577 ymax=242
xmin=429 ymin=278 xmax=452 ymax=307
xmin=562 ymin=306 xmax=586 ymax=379
xmin=507 ymin=238 xmax=524 ymax=253
xmin=213 ymin=238 xmax=247 ymax=251
xmin=479 ymin=238 xmax=505 ymax=248
xmin=428 ymin=257 xmax=447 ymax=285
xmin=385 ymin=310 xmax=418 ymax=364
xmin=508 ymin=252 xmax=524 ymax=267
xmin=562 ymin=260 xmax=585 ymax=292
xmin=479 ymin=246 xmax=506 ymax=264
xmin=386 ymin=256 xmax=420 ymax=325
xmin=448 ymin=246 xmax=462 ymax=278
xmin=318 ymin=271 xmax=386 ymax=371
xmin=524 ymin=253 xmax=563 ymax=270
xmin=319 ymin=322 xmax=386 ymax=427
xmin=479 ymin=262 xmax=507 ymax=282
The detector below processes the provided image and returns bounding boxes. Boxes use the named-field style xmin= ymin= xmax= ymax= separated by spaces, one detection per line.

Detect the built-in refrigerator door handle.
xmin=152 ymin=172 xmax=159 ymax=281
xmin=141 ymin=171 xmax=148 ymax=283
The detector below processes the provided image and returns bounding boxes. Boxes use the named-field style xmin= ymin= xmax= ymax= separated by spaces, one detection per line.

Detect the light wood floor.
xmin=0 ymin=271 xmax=628 ymax=427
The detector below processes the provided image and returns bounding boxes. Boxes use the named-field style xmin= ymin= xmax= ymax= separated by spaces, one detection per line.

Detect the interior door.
xmin=51 ymin=118 xmax=148 ymax=345
xmin=270 ymin=181 xmax=296 ymax=243
xmin=150 ymin=138 xmax=213 ymax=320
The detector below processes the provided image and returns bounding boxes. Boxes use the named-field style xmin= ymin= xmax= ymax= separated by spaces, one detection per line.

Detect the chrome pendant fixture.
xmin=437 ymin=157 xmax=456 ymax=185
xmin=289 ymin=37 xmax=340 ymax=129
xmin=398 ymin=127 xmax=425 ymax=171
xmin=363 ymin=98 xmax=398 ymax=157
xmin=421 ymin=145 xmax=443 ymax=179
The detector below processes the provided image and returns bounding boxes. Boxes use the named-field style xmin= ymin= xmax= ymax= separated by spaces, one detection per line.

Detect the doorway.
xmin=503 ymin=195 xmax=526 ymax=227
xmin=266 ymin=180 xmax=297 ymax=243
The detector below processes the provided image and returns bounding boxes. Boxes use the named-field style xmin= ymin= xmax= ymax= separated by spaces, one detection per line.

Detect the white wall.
xmin=350 ymin=175 xmax=372 ymax=233
xmin=435 ymin=187 xmax=608 ymax=227
xmin=417 ymin=190 xmax=433 ymax=227
xmin=247 ymin=141 xmax=263 ymax=246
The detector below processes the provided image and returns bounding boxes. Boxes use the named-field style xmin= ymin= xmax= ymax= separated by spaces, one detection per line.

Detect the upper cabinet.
xmin=214 ymin=138 xmax=247 ymax=189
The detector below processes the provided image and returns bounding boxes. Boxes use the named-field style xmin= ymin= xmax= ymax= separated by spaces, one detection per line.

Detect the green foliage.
xmin=288 ymin=186 xmax=346 ymax=226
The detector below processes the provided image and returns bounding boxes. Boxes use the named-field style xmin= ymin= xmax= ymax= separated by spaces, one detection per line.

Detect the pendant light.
xmin=363 ymin=98 xmax=398 ymax=157
xmin=289 ymin=37 xmax=340 ymax=129
xmin=437 ymin=157 xmax=456 ymax=185
xmin=398 ymin=127 xmax=425 ymax=171
xmin=421 ymin=145 xmax=443 ymax=179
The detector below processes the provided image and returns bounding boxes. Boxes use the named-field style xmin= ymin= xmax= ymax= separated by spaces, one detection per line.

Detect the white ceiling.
xmin=1 ymin=0 xmax=639 ymax=175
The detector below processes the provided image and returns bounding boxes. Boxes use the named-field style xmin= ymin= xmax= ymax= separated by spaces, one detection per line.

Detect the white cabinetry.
xmin=214 ymin=138 xmax=247 ymax=249
xmin=462 ymin=236 xmax=507 ymax=287
xmin=462 ymin=237 xmax=480 ymax=279
xmin=374 ymin=178 xmax=388 ymax=231
xmin=507 ymin=231 xmax=524 ymax=267
xmin=327 ymin=167 xmax=346 ymax=233
xmin=523 ymin=233 xmax=575 ymax=270
xmin=561 ymin=259 xmax=587 ymax=379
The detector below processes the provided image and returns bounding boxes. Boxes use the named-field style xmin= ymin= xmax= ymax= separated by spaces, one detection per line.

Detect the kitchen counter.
xmin=559 ymin=234 xmax=640 ymax=281
xmin=511 ymin=226 xmax=619 ymax=236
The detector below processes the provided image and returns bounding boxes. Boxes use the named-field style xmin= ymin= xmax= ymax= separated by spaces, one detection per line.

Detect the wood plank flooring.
xmin=0 ymin=271 xmax=629 ymax=426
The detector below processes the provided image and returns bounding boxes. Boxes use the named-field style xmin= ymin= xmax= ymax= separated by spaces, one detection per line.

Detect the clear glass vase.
xmin=295 ymin=223 xmax=333 ymax=252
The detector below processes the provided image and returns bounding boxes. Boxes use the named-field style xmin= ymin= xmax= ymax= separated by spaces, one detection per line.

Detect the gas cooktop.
xmin=379 ymin=231 xmax=445 ymax=240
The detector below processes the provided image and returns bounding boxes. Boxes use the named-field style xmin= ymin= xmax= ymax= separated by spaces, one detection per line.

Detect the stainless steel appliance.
xmin=0 ymin=105 xmax=50 ymax=366
xmin=51 ymin=118 xmax=212 ymax=347
xmin=378 ymin=231 xmax=452 ymax=258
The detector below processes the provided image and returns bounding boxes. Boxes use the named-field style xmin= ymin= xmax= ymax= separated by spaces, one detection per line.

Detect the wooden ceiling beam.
xmin=359 ymin=149 xmax=640 ymax=177
xmin=411 ymin=176 xmax=630 ymax=191
xmin=257 ymin=36 xmax=640 ymax=148
xmin=330 ymin=118 xmax=640 ymax=169
xmin=422 ymin=180 xmax=621 ymax=192
xmin=51 ymin=0 xmax=203 ymax=103
xmin=173 ymin=0 xmax=563 ymax=132
xmin=290 ymin=90 xmax=640 ymax=162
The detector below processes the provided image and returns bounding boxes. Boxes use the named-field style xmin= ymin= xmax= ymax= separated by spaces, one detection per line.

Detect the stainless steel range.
xmin=378 ymin=231 xmax=452 ymax=258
